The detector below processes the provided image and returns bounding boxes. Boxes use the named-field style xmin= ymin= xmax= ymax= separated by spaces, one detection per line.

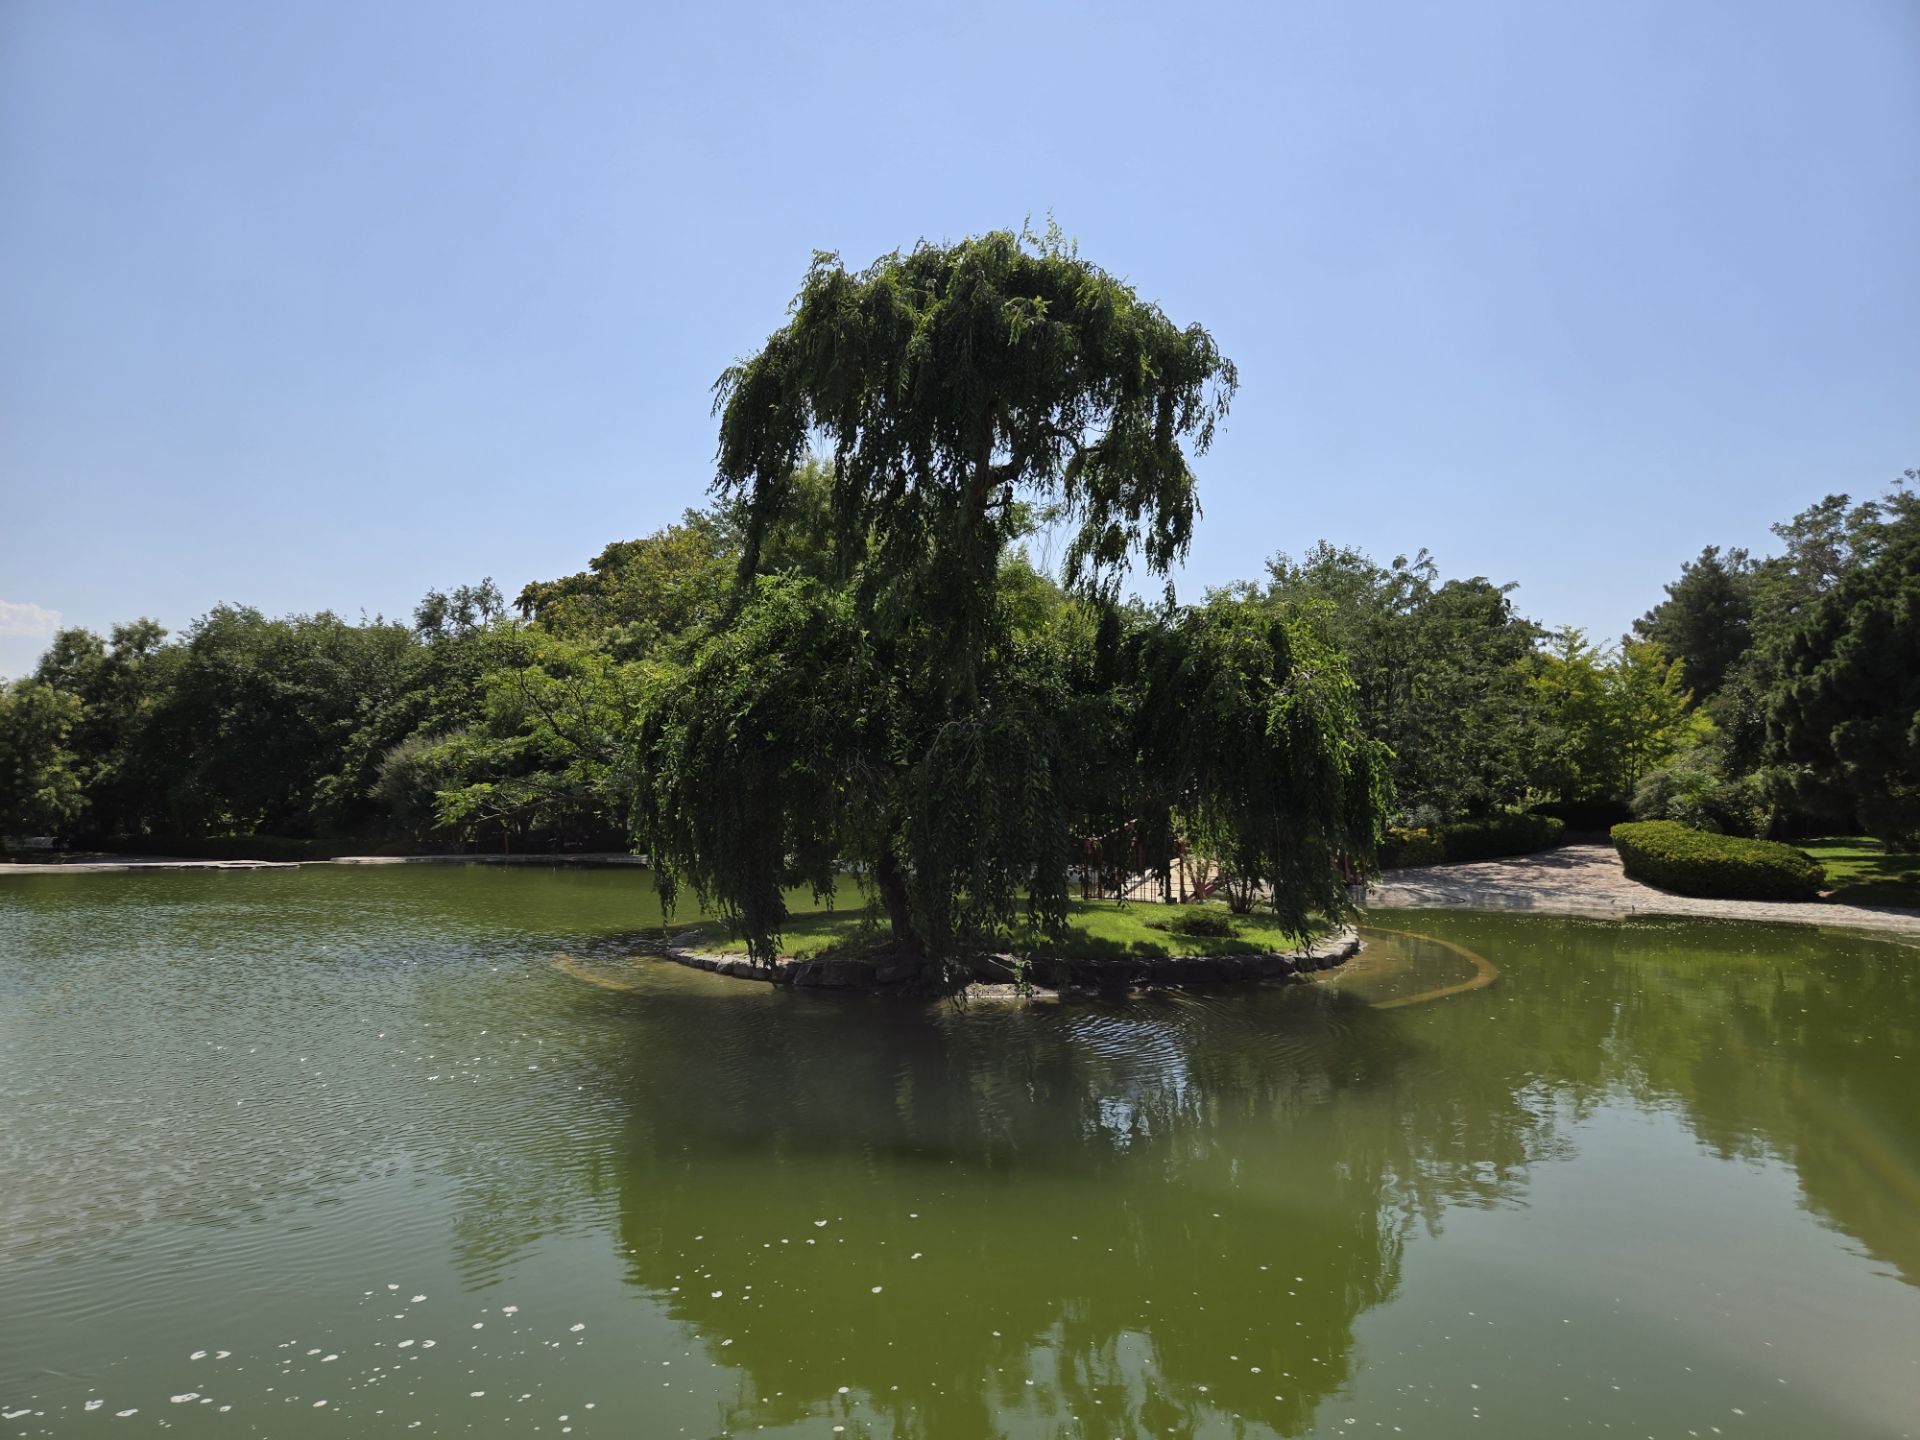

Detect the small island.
xmin=662 ymin=897 xmax=1363 ymax=995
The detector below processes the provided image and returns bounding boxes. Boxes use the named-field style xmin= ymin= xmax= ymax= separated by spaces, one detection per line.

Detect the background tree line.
xmin=3 ymin=229 xmax=1913 ymax=951
xmin=6 ymin=468 xmax=1910 ymax=854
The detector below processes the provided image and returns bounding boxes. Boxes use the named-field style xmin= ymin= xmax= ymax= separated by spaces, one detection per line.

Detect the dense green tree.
xmin=514 ymin=511 xmax=735 ymax=663
xmin=1130 ymin=597 xmax=1387 ymax=935
xmin=1633 ymin=545 xmax=1754 ymax=700
xmin=1530 ymin=631 xmax=1702 ymax=803
xmin=636 ymin=229 xmax=1383 ymax=969
xmin=31 ymin=620 xmax=174 ymax=836
xmin=130 ymin=606 xmax=422 ymax=837
xmin=1261 ymin=544 xmax=1540 ymax=820
xmin=1606 ymin=640 xmax=1706 ymax=794
xmin=1632 ymin=745 xmax=1766 ymax=836
xmin=713 ymin=226 xmax=1236 ymax=695
xmin=423 ymin=626 xmax=643 ymax=849
xmin=0 ymin=678 xmax=87 ymax=836
xmin=1628 ymin=473 xmax=1917 ymax=824
xmin=1769 ymin=526 xmax=1920 ymax=843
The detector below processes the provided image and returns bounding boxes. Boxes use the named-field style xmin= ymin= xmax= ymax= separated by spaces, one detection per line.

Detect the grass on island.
xmin=1799 ymin=837 xmax=1920 ymax=909
xmin=687 ymin=896 xmax=1313 ymax=961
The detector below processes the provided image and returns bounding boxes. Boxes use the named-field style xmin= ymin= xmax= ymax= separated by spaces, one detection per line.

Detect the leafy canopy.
xmin=1770 ymin=523 xmax=1920 ymax=843
xmin=628 ymin=229 xmax=1387 ymax=970
xmin=714 ymin=224 xmax=1237 ymax=693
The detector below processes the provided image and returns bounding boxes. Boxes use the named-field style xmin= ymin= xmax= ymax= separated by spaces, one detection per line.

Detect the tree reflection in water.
xmin=439 ymin=915 xmax=1918 ymax=1438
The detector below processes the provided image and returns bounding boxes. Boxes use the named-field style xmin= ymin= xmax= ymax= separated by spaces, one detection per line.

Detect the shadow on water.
xmin=515 ymin=914 xmax=1920 ymax=1437
xmin=504 ymin=934 xmax=1555 ymax=1438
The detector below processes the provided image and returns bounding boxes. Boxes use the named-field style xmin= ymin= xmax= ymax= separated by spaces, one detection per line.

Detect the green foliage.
xmin=513 ymin=511 xmax=734 ymax=662
xmin=1797 ymin=836 xmax=1920 ymax=909
xmin=1435 ymin=813 xmax=1565 ymax=862
xmin=1378 ymin=813 xmax=1563 ymax=868
xmin=653 ymin=229 xmax=1381 ymax=972
xmin=1768 ymin=522 xmax=1920 ymax=845
xmin=120 ymin=605 xmax=425 ymax=838
xmin=31 ymin=619 xmax=173 ymax=837
xmin=1632 ymin=747 xmax=1767 ymax=837
xmin=1143 ymin=906 xmax=1238 ymax=939
xmin=632 ymin=576 xmax=883 ymax=965
xmin=691 ymin=897 xmax=1309 ymax=961
xmin=0 ymin=678 xmax=87 ymax=836
xmin=425 ymin=626 xmax=643 ymax=848
xmin=1377 ymin=826 xmax=1445 ymax=868
xmin=1611 ymin=820 xmax=1824 ymax=901
xmin=1634 ymin=545 xmax=1755 ymax=700
xmin=1530 ymin=631 xmax=1706 ymax=803
xmin=1131 ymin=597 xmax=1388 ymax=939
xmin=714 ymin=225 xmax=1237 ymax=700
xmin=1260 ymin=544 xmax=1540 ymax=819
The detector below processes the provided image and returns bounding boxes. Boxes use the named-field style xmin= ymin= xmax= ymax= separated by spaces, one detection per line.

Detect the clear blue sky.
xmin=3 ymin=0 xmax=1915 ymax=676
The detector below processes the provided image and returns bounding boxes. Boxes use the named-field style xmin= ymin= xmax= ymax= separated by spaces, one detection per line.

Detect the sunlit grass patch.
xmin=687 ymin=897 xmax=1311 ymax=960
xmin=1800 ymin=837 xmax=1920 ymax=908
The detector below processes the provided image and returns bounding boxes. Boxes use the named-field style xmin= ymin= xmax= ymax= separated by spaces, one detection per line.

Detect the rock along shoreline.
xmin=663 ymin=926 xmax=1363 ymax=996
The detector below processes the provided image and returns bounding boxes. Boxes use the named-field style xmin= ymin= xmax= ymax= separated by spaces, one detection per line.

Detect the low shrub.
xmin=1441 ymin=813 xmax=1565 ymax=863
xmin=1632 ymin=755 xmax=1767 ymax=837
xmin=1145 ymin=906 xmax=1237 ymax=939
xmin=1610 ymin=820 xmax=1825 ymax=901
xmin=1378 ymin=826 xmax=1445 ymax=868
xmin=1380 ymin=813 xmax=1564 ymax=868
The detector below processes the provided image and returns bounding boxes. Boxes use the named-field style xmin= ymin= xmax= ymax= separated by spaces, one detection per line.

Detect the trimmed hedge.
xmin=1380 ymin=813 xmax=1565 ymax=869
xmin=1610 ymin=820 xmax=1825 ymax=901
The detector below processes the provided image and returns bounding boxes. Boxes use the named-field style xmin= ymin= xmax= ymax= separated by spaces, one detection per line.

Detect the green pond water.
xmin=2 ymin=866 xmax=1918 ymax=1438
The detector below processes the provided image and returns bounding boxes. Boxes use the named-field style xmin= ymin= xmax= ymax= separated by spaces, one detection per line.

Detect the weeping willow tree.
xmin=632 ymin=228 xmax=1385 ymax=974
xmin=1131 ymin=599 xmax=1389 ymax=932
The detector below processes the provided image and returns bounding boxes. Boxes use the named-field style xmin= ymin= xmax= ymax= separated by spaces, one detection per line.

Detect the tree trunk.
xmin=873 ymin=852 xmax=922 ymax=954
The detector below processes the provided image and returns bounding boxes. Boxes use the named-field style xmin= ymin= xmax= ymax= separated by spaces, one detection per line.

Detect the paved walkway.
xmin=1369 ymin=843 xmax=1920 ymax=939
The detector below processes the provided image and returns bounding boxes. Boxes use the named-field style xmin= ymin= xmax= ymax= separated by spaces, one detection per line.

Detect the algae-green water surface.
xmin=3 ymin=865 xmax=1917 ymax=1437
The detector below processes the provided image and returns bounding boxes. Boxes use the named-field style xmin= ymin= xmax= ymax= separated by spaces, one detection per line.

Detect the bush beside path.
xmin=1369 ymin=843 xmax=1920 ymax=938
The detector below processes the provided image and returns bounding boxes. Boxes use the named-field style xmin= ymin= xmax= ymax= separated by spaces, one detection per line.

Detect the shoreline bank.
xmin=0 ymin=852 xmax=648 ymax=875
xmin=662 ymin=926 xmax=1364 ymax=995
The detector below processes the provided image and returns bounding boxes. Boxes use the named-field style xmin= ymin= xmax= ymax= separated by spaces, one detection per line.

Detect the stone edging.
xmin=663 ymin=926 xmax=1363 ymax=995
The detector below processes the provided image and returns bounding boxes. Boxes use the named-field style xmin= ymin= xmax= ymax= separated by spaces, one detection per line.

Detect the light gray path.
xmin=1369 ymin=842 xmax=1920 ymax=939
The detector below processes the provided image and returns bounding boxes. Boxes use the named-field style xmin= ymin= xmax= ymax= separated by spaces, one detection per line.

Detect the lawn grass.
xmin=1799 ymin=837 xmax=1920 ymax=908
xmin=686 ymin=897 xmax=1311 ymax=960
